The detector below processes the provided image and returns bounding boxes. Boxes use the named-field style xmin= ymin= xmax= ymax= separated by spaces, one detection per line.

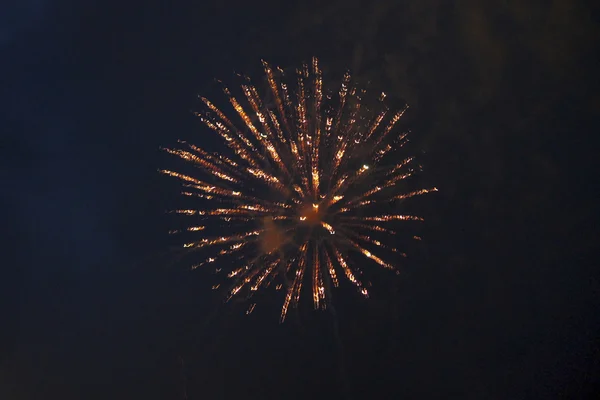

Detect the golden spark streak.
xmin=162 ymin=148 xmax=237 ymax=183
xmin=366 ymin=110 xmax=387 ymax=139
xmin=242 ymin=85 xmax=290 ymax=176
xmin=321 ymin=222 xmax=335 ymax=234
xmin=362 ymin=215 xmax=424 ymax=222
xmin=343 ymin=171 xmax=415 ymax=209
xmin=293 ymin=244 xmax=308 ymax=305
xmin=183 ymin=230 xmax=261 ymax=249
xmin=185 ymin=142 xmax=245 ymax=177
xmin=246 ymin=168 xmax=286 ymax=192
xmin=340 ymin=223 xmax=397 ymax=235
xmin=196 ymin=104 xmax=263 ymax=168
xmin=251 ymin=263 xmax=276 ymax=291
xmin=372 ymin=106 xmax=409 ymax=149
xmin=159 ymin=170 xmax=204 ymax=185
xmin=188 ymin=183 xmax=243 ymax=197
xmin=333 ymin=247 xmax=368 ymax=297
xmin=312 ymin=243 xmax=320 ymax=309
xmin=392 ymin=187 xmax=439 ymax=200
xmin=324 ymin=248 xmax=339 ymax=287
xmin=280 ymin=243 xmax=308 ymax=322
xmin=348 ymin=239 xmax=394 ymax=269
xmin=228 ymin=264 xmax=262 ymax=301
xmin=262 ymin=60 xmax=294 ymax=141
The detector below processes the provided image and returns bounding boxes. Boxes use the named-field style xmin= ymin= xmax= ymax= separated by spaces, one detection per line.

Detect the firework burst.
xmin=161 ymin=58 xmax=437 ymax=322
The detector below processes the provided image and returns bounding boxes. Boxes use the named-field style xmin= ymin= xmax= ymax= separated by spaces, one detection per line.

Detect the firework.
xmin=162 ymin=58 xmax=437 ymax=322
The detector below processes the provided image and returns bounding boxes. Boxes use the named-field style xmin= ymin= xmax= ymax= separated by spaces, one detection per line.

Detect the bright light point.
xmin=299 ymin=203 xmax=323 ymax=225
xmin=321 ymin=222 xmax=335 ymax=234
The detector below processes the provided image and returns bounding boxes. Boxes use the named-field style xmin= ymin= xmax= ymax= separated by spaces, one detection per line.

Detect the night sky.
xmin=3 ymin=0 xmax=599 ymax=399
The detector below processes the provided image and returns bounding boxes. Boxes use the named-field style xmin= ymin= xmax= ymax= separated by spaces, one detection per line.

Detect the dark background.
xmin=2 ymin=0 xmax=599 ymax=398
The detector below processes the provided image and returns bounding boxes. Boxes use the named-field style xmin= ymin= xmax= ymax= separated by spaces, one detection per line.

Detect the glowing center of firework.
xmin=299 ymin=203 xmax=323 ymax=225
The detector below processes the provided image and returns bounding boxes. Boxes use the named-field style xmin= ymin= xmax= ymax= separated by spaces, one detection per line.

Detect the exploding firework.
xmin=161 ymin=58 xmax=437 ymax=322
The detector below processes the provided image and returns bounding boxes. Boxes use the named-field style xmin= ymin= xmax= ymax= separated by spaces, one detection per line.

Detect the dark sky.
xmin=3 ymin=0 xmax=599 ymax=399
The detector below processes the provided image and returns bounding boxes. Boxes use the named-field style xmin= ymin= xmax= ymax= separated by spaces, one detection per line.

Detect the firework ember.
xmin=162 ymin=58 xmax=437 ymax=322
